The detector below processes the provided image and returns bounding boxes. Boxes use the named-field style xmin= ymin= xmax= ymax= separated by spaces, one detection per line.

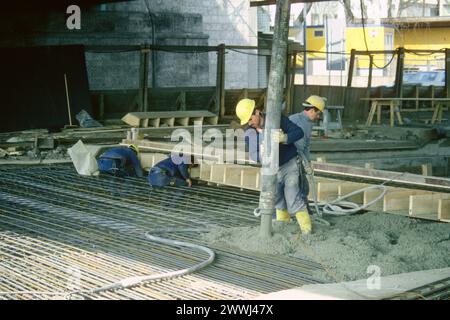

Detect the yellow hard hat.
xmin=236 ymin=98 xmax=256 ymax=125
xmin=303 ymin=95 xmax=326 ymax=112
xmin=128 ymin=144 xmax=139 ymax=154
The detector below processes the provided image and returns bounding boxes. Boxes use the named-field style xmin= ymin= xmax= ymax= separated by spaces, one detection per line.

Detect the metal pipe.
xmin=259 ymin=0 xmax=291 ymax=238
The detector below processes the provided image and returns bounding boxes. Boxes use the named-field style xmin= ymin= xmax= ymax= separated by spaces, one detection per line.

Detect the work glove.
xmin=272 ymin=129 xmax=288 ymax=144
xmin=186 ymin=179 xmax=192 ymax=187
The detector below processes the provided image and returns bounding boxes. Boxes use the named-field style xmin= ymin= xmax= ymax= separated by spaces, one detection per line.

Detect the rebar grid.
xmin=0 ymin=165 xmax=324 ymax=300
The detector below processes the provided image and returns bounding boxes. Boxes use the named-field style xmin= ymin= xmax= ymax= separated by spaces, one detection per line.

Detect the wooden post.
xmin=217 ymin=44 xmax=226 ymax=117
xmin=284 ymin=53 xmax=292 ymax=114
xmin=421 ymin=163 xmax=433 ymax=176
xmin=347 ymin=49 xmax=356 ymax=88
xmin=99 ymin=93 xmax=105 ymax=120
xmin=302 ymin=7 xmax=307 ymax=91
xmin=344 ymin=49 xmax=356 ymax=121
xmin=289 ymin=52 xmax=297 ymax=114
xmin=445 ymin=48 xmax=450 ymax=99
xmin=143 ymin=48 xmax=149 ymax=112
xmin=139 ymin=46 xmax=150 ymax=112
xmin=395 ymin=47 xmax=405 ymax=99
xmin=430 ymin=85 xmax=435 ymax=111
xmin=64 ymin=73 xmax=73 ymax=126
xmin=284 ymin=51 xmax=296 ymax=115
xmin=415 ymin=85 xmax=419 ymax=111
xmin=366 ymin=54 xmax=374 ymax=113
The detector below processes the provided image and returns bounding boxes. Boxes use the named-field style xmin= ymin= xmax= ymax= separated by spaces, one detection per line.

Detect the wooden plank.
xmin=312 ymin=161 xmax=450 ymax=192
xmin=189 ymin=117 xmax=204 ymax=125
xmin=255 ymin=170 xmax=260 ymax=189
xmin=415 ymin=85 xmax=419 ymax=111
xmin=383 ymin=189 xmax=429 ymax=213
xmin=438 ymin=199 xmax=450 ymax=221
xmin=190 ymin=166 xmax=200 ymax=179
xmin=121 ymin=113 xmax=141 ymax=127
xmin=317 ymin=181 xmax=340 ymax=202
xmin=338 ymin=182 xmax=367 ymax=204
xmin=147 ymin=118 xmax=160 ymax=128
xmin=123 ymin=111 xmax=218 ymax=118
xmin=223 ymin=165 xmax=243 ymax=187
xmin=204 ymin=116 xmax=219 ymax=125
xmin=363 ymin=188 xmax=384 ymax=211
xmin=175 ymin=117 xmax=189 ymax=126
xmin=160 ymin=117 xmax=175 ymax=127
xmin=121 ymin=139 xmax=221 ymax=162
xmin=199 ymin=163 xmax=211 ymax=181
xmin=409 ymin=193 xmax=450 ymax=220
xmin=122 ymin=111 xmax=218 ymax=127
xmin=138 ymin=152 xmax=168 ymax=170
xmin=366 ymin=101 xmax=377 ymax=126
xmin=421 ymin=163 xmax=433 ymax=176
xmin=210 ymin=164 xmax=226 ymax=184
xmin=242 ymin=166 xmax=260 ymax=190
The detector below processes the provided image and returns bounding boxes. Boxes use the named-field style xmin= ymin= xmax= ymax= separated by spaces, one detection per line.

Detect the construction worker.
xmin=289 ymin=95 xmax=326 ymax=216
xmin=148 ymin=154 xmax=193 ymax=188
xmin=97 ymin=144 xmax=144 ymax=178
xmin=236 ymin=98 xmax=313 ymax=235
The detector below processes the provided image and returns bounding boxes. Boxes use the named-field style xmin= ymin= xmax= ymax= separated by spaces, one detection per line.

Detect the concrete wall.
xmin=0 ymin=1 xmax=262 ymax=91
xmin=0 ymin=9 xmax=209 ymax=90
xmin=102 ymin=0 xmax=260 ymax=89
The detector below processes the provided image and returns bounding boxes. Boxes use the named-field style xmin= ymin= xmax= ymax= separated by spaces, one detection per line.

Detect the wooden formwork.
xmin=134 ymin=149 xmax=449 ymax=223
xmin=197 ymin=164 xmax=450 ymax=223
xmin=200 ymin=163 xmax=260 ymax=190
xmin=122 ymin=111 xmax=219 ymax=128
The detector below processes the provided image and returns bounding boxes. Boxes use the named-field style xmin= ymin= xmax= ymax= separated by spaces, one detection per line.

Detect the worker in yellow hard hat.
xmin=97 ymin=144 xmax=144 ymax=178
xmin=236 ymin=98 xmax=314 ymax=235
xmin=288 ymin=95 xmax=327 ymax=232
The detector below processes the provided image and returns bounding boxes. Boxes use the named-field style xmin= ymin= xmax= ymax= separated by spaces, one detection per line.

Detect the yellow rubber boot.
xmin=276 ymin=209 xmax=291 ymax=222
xmin=295 ymin=210 xmax=312 ymax=235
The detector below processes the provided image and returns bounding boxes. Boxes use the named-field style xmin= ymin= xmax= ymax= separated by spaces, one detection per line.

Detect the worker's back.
xmin=289 ymin=111 xmax=312 ymax=160
xmin=98 ymin=146 xmax=143 ymax=177
xmin=154 ymin=156 xmax=190 ymax=179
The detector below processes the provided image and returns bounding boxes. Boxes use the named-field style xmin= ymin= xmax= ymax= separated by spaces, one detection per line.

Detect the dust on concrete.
xmin=201 ymin=212 xmax=450 ymax=283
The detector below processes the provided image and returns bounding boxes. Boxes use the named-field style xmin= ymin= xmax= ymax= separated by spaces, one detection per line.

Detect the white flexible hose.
xmin=90 ymin=233 xmax=215 ymax=294
xmin=0 ymin=231 xmax=215 ymax=298
xmin=321 ymin=185 xmax=388 ymax=215
xmin=311 ymin=171 xmax=407 ymax=217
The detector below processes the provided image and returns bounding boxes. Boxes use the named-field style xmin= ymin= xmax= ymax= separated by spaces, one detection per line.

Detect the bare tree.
xmin=340 ymin=0 xmax=356 ymax=23
xmin=293 ymin=2 xmax=313 ymax=26
xmin=398 ymin=0 xmax=422 ymax=16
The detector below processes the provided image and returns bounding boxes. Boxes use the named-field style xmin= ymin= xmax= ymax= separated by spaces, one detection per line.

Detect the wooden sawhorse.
xmin=365 ymin=100 xmax=403 ymax=127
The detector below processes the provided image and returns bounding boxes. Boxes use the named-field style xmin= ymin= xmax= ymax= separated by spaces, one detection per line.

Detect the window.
xmin=314 ymin=30 xmax=324 ymax=37
xmin=430 ymin=7 xmax=439 ymax=16
xmin=311 ymin=13 xmax=320 ymax=25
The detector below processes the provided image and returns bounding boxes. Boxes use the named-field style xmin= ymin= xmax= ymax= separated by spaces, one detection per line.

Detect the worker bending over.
xmin=148 ymin=154 xmax=193 ymax=188
xmin=289 ymin=95 xmax=326 ymax=214
xmin=97 ymin=144 xmax=144 ymax=178
xmin=236 ymin=98 xmax=313 ymax=235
